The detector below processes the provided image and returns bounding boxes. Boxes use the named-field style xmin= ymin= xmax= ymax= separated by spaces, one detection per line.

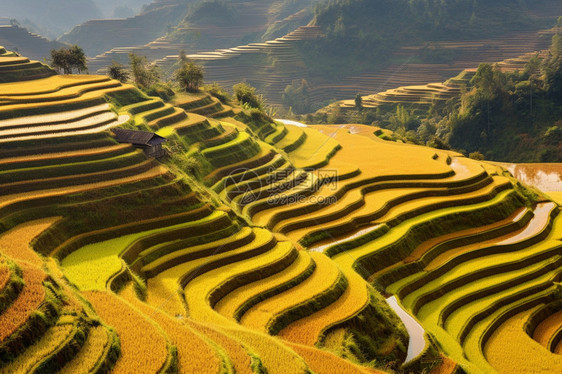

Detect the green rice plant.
xmin=61 ymin=210 xmax=226 ymax=291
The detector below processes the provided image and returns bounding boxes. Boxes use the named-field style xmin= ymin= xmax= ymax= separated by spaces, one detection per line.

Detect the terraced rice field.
xmin=1 ymin=48 xmax=561 ymax=373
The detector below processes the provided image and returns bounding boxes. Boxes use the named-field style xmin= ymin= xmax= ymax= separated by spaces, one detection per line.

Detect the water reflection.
xmin=275 ymin=119 xmax=308 ymax=127
xmin=386 ymin=296 xmax=427 ymax=364
xmin=495 ymin=163 xmax=562 ymax=192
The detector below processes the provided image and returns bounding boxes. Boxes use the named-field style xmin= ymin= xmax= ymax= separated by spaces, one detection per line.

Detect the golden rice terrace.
xmin=0 ymin=47 xmax=561 ymax=374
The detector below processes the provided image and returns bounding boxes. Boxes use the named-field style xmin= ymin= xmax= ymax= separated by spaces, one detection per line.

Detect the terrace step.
xmin=201 ymin=131 xmax=261 ymax=168
xmin=0 ymin=156 xmax=156 ymax=196
xmin=0 ymin=144 xmax=132 ymax=172
xmin=183 ymin=240 xmax=298 ymax=324
xmin=224 ymin=160 xmax=294 ymax=202
xmin=0 ymin=75 xmax=110 ymax=96
xmin=62 ymin=208 xmax=227 ymax=290
xmin=200 ymin=124 xmax=238 ymax=149
xmin=384 ymin=213 xmax=562 ymax=371
xmin=58 ymin=323 xmax=119 ymax=374
xmin=206 ymin=104 xmax=235 ymax=119
xmin=278 ymin=262 xmax=370 ymax=346
xmin=140 ymin=226 xmax=255 ymax=278
xmin=213 ymin=153 xmax=285 ymax=193
xmin=0 ymin=147 xmax=143 ymax=185
xmin=274 ymin=125 xmax=306 ymax=153
xmin=393 ymin=202 xmax=558 ymax=304
xmin=269 ymin=160 xmax=492 ymax=243
xmin=0 ymin=113 xmax=130 ymax=143
xmin=0 ymin=85 xmax=133 ymax=122
xmin=185 ymin=97 xmax=225 ymax=116
xmin=234 ymin=169 xmax=309 ymax=208
xmin=0 ymin=63 xmax=55 ymax=84
xmin=148 ymin=107 xmax=188 ymax=129
xmin=137 ymin=103 xmax=176 ymax=125
xmin=0 ymin=132 xmax=117 ymax=159
xmin=252 ymin=149 xmax=474 ymax=233
xmin=484 ymin=305 xmax=562 ymax=374
xmin=0 ymin=111 xmax=118 ymax=138
xmin=120 ymin=98 xmax=164 ymax=115
xmin=264 ymin=123 xmax=288 ymax=145
xmin=146 ymin=228 xmax=279 ymax=317
xmin=0 ymin=165 xmax=170 ymax=236
xmin=163 ymin=113 xmax=214 ymax=139
xmin=240 ymin=252 xmax=347 ymax=335
xmin=172 ymin=94 xmax=214 ymax=111
xmin=279 ymin=171 xmax=494 ymax=241
xmin=375 ymin=206 xmax=533 ymax=286
xmin=286 ymin=127 xmax=341 ymax=169
xmin=204 ymin=148 xmax=278 ymax=186
xmin=0 ymin=265 xmax=59 ymax=365
xmin=0 ymin=258 xmax=23 ymax=316
xmin=331 ymin=188 xmax=521 ymax=279
xmin=243 ymin=172 xmax=322 ymax=218
xmin=214 ymin=251 xmax=316 ymax=321
xmin=0 ymin=79 xmax=121 ymax=105
xmin=1 ymin=313 xmax=87 ymax=373
xmin=0 ymin=57 xmax=30 ymax=66
xmin=0 ymin=103 xmax=112 ymax=130
xmin=118 ymin=284 xmax=238 ymax=374
xmin=532 ymin=309 xmax=562 ymax=352
xmin=85 ymin=291 xmax=176 ymax=374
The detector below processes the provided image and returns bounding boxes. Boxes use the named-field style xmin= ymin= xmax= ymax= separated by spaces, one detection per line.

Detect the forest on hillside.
xmin=296 ymin=0 xmax=561 ymax=79
xmin=313 ymin=26 xmax=562 ymax=163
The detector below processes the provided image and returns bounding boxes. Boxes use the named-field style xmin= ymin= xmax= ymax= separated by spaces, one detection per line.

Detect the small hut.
xmin=113 ymin=128 xmax=167 ymax=158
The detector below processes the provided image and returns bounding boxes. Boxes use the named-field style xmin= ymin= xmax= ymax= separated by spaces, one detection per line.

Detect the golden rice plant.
xmin=484 ymin=307 xmax=562 ymax=373
xmin=84 ymin=291 xmax=171 ymax=374
xmin=240 ymin=252 xmax=342 ymax=333
xmin=0 ymin=266 xmax=46 ymax=341
xmin=214 ymin=251 xmax=315 ymax=321
xmin=532 ymin=310 xmax=562 ymax=348
xmin=119 ymin=285 xmax=228 ymax=374
xmin=1 ymin=317 xmax=76 ymax=373
xmin=0 ymin=218 xmax=60 ymax=267
xmin=0 ymin=165 xmax=168 ymax=210
xmin=278 ymin=264 xmax=370 ymax=346
xmin=286 ymin=341 xmax=380 ymax=374
xmin=58 ymin=325 xmax=115 ymax=374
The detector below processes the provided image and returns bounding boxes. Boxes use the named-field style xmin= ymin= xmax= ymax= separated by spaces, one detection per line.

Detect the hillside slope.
xmin=0 ymin=0 xmax=101 ymax=39
xmin=1 ymin=47 xmax=561 ymax=374
xmin=322 ymin=36 xmax=562 ymax=162
xmin=59 ymin=0 xmax=191 ymax=57
xmin=0 ymin=21 xmax=66 ymax=61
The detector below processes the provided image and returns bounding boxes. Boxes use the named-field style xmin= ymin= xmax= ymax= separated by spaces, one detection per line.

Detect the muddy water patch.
xmin=496 ymin=163 xmax=562 ymax=192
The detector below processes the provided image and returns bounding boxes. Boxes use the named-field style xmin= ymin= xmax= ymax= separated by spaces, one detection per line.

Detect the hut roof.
xmin=113 ymin=128 xmax=166 ymax=146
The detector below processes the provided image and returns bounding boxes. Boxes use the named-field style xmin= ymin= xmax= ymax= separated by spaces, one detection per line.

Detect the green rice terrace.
xmin=0 ymin=46 xmax=561 ymax=374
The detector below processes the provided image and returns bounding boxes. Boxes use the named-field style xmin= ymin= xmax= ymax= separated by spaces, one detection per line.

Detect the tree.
xmin=174 ymin=60 xmax=204 ymax=92
xmin=282 ymin=80 xmax=311 ymax=114
xmin=327 ymin=104 xmax=344 ymax=124
xmin=50 ymin=45 xmax=87 ymax=74
xmin=178 ymin=49 xmax=187 ymax=62
xmin=355 ymin=93 xmax=363 ymax=110
xmin=129 ymin=53 xmax=159 ymax=90
xmin=68 ymin=45 xmax=87 ymax=73
xmin=469 ymin=151 xmax=485 ymax=160
xmin=107 ymin=61 xmax=129 ymax=83
xmin=470 ymin=63 xmax=506 ymax=100
xmin=233 ymin=82 xmax=263 ymax=110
